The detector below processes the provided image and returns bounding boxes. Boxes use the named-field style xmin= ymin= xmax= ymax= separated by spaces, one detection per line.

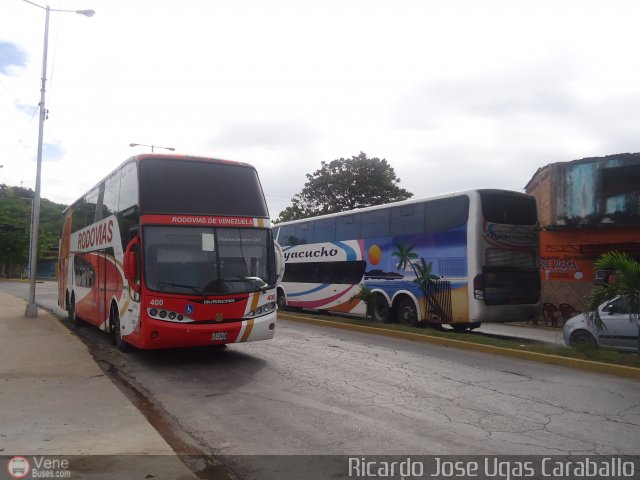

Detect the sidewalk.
xmin=0 ymin=291 xmax=197 ymax=478
xmin=474 ymin=320 xmax=566 ymax=345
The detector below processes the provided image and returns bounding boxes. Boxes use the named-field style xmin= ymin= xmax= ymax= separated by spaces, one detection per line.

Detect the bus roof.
xmin=274 ymin=188 xmax=533 ymax=226
xmin=133 ymin=153 xmax=256 ymax=169
xmin=63 ymin=154 xmax=258 ymax=214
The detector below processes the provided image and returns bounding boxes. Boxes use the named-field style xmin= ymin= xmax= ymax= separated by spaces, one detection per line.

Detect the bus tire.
xmin=452 ymin=324 xmax=469 ymax=332
xmin=277 ymin=289 xmax=287 ymax=310
xmin=111 ymin=305 xmax=131 ymax=353
xmin=371 ymin=294 xmax=390 ymax=323
xmin=396 ymin=297 xmax=418 ymax=327
xmin=68 ymin=294 xmax=80 ymax=327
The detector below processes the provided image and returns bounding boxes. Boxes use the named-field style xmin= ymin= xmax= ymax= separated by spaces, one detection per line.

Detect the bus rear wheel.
xmin=451 ymin=324 xmax=470 ymax=332
xmin=370 ymin=295 xmax=390 ymax=323
xmin=396 ymin=298 xmax=418 ymax=327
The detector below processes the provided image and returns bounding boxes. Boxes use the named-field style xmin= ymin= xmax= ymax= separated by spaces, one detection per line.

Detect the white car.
xmin=563 ymin=297 xmax=639 ymax=352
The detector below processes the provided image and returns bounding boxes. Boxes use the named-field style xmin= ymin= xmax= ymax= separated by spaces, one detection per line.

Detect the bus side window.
xmin=103 ymin=170 xmax=121 ymax=217
xmin=390 ymin=203 xmax=425 ymax=236
xmin=278 ymin=225 xmax=295 ymax=246
xmin=314 ymin=218 xmax=336 ymax=243
xmin=425 ymin=196 xmax=469 ymax=232
xmin=295 ymin=222 xmax=314 ymax=245
xmin=336 ymin=214 xmax=361 ymax=241
xmin=119 ymin=162 xmax=139 ymax=212
xmin=361 ymin=209 xmax=389 ymax=239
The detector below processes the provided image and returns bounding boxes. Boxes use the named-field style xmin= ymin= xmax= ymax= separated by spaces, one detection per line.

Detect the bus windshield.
xmin=144 ymin=226 xmax=272 ymax=295
xmin=139 ymin=158 xmax=268 ymax=217
xmin=480 ymin=191 xmax=537 ymax=225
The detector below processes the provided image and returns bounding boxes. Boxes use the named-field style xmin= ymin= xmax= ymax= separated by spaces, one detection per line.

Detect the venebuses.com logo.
xmin=6 ymin=456 xmax=71 ymax=479
xmin=6 ymin=456 xmax=30 ymax=479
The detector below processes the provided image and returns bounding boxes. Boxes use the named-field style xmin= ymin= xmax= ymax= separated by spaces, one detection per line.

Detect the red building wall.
xmin=539 ymin=227 xmax=640 ymax=312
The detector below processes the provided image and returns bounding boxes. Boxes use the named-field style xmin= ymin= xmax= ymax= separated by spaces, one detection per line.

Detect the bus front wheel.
xmin=277 ymin=289 xmax=287 ymax=310
xmin=111 ymin=305 xmax=131 ymax=353
xmin=68 ymin=294 xmax=80 ymax=327
xmin=396 ymin=298 xmax=418 ymax=327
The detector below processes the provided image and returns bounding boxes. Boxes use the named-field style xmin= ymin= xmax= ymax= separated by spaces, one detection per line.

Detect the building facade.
xmin=525 ymin=153 xmax=640 ymax=317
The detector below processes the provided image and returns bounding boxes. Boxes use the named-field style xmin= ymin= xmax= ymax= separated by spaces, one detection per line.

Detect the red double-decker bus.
xmin=58 ymin=154 xmax=283 ymax=351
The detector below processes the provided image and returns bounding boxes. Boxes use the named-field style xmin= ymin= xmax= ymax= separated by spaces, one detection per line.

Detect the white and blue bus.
xmin=274 ymin=189 xmax=540 ymax=331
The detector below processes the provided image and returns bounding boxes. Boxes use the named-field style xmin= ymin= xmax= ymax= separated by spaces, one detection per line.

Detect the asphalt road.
xmin=2 ymin=280 xmax=639 ymax=479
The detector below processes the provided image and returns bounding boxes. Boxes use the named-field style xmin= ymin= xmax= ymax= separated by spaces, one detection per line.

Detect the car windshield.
xmin=144 ymin=226 xmax=272 ymax=295
xmin=605 ymin=297 xmax=640 ymax=315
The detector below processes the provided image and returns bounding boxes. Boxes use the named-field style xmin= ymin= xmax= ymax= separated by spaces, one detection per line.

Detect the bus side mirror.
xmin=124 ymin=236 xmax=141 ymax=294
xmin=274 ymin=241 xmax=285 ymax=284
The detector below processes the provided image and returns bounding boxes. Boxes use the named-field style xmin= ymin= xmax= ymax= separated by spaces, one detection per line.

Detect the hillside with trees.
xmin=0 ymin=184 xmax=66 ymax=277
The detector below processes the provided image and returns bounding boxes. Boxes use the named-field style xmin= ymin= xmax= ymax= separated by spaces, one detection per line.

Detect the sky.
xmin=1 ymin=0 xmax=640 ymax=220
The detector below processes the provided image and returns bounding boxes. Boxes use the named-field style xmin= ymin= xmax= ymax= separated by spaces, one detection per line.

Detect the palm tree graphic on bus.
xmin=391 ymin=240 xmax=448 ymax=323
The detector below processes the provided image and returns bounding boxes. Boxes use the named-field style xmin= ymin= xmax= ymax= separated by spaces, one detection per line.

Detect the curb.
xmin=279 ymin=312 xmax=640 ymax=381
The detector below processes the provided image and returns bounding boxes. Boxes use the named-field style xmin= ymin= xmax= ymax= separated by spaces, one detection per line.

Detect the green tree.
xmin=275 ymin=152 xmax=412 ymax=222
xmin=275 ymin=203 xmax=306 ymax=223
xmin=586 ymin=251 xmax=640 ymax=352
xmin=349 ymin=285 xmax=376 ymax=319
xmin=0 ymin=184 xmax=66 ymax=277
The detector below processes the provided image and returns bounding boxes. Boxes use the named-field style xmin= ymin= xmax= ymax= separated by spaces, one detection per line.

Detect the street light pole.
xmin=129 ymin=143 xmax=175 ymax=152
xmin=20 ymin=197 xmax=34 ymax=280
xmin=25 ymin=4 xmax=49 ymax=317
xmin=24 ymin=1 xmax=95 ymax=317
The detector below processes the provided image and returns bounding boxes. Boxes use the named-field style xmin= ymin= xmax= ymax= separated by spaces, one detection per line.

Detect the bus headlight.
xmin=245 ymin=302 xmax=276 ymax=318
xmin=148 ymin=308 xmax=192 ymax=323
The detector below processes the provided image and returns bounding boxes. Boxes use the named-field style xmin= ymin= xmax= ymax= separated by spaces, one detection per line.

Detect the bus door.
xmin=93 ymin=249 xmax=108 ymax=327
xmin=96 ymin=247 xmax=120 ymax=329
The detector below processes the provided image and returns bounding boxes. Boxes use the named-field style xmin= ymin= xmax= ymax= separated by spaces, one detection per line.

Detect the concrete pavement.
xmin=1 ymin=280 xmax=637 ymax=478
xmin=0 ymin=291 xmax=197 ymax=479
xmin=278 ymin=311 xmax=640 ymax=380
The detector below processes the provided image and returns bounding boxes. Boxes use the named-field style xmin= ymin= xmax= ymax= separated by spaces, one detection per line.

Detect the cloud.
xmin=0 ymin=41 xmax=26 ymax=74
xmin=2 ymin=0 xmax=640 ymax=221
xmin=206 ymin=118 xmax=320 ymax=150
xmin=393 ymin=57 xmax=586 ymax=131
xmin=43 ymin=143 xmax=65 ymax=162
xmin=383 ymin=51 xmax=640 ymax=202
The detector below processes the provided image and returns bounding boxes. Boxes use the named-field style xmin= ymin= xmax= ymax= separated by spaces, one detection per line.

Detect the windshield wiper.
xmin=221 ymin=276 xmax=269 ymax=292
xmin=159 ymin=281 xmax=204 ymax=295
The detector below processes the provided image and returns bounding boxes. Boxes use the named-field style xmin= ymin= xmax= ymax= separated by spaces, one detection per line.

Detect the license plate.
xmin=212 ymin=332 xmax=227 ymax=341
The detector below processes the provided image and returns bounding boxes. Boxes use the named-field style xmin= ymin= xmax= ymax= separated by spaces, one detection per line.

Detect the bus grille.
xmin=424 ymin=280 xmax=452 ymax=323
xmin=437 ymin=258 xmax=467 ymax=277
xmin=486 ymin=248 xmax=536 ymax=268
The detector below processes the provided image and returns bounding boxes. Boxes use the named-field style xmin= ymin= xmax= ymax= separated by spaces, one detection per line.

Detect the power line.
xmin=7 ymin=105 xmax=40 ymax=165
xmin=243 ymin=113 xmax=313 ymax=147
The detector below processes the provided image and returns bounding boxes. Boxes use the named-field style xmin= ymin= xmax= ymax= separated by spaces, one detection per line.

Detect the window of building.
xmin=601 ymin=165 xmax=640 ymax=198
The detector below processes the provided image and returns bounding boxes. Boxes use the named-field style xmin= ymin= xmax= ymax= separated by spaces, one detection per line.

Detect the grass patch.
xmin=280 ymin=311 xmax=640 ymax=369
